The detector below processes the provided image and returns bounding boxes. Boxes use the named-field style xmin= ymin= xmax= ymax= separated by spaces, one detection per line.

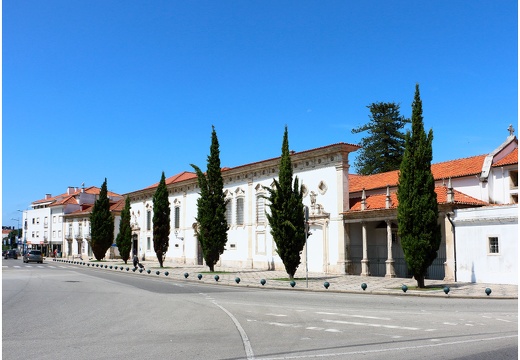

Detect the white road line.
xmin=496 ymin=318 xmax=512 ymax=323
xmin=255 ymin=334 xmax=518 ymax=359
xmin=266 ymin=314 xmax=288 ymax=317
xmin=316 ymin=311 xmax=391 ymax=321
xmin=211 ymin=300 xmax=255 ymax=360
xmin=323 ymin=319 xmax=420 ymax=331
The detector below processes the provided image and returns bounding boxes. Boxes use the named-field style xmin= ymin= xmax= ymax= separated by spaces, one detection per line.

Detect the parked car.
xmin=23 ymin=250 xmax=43 ymax=263
xmin=4 ymin=249 xmax=18 ymax=259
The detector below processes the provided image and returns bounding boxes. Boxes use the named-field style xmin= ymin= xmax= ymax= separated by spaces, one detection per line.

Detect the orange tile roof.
xmin=349 ymin=155 xmax=487 ymax=193
xmin=33 ymin=186 xmax=122 ymax=205
xmin=347 ymin=186 xmax=488 ymax=212
xmin=493 ymin=148 xmax=518 ymax=167
xmin=145 ymin=171 xmax=198 ymax=190
xmin=64 ymin=200 xmax=123 ymax=216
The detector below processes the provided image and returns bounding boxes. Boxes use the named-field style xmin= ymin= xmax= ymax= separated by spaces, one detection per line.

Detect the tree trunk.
xmin=209 ymin=264 xmax=214 ymax=272
xmin=416 ymin=275 xmax=425 ymax=288
xmin=157 ymin=251 xmax=163 ymax=267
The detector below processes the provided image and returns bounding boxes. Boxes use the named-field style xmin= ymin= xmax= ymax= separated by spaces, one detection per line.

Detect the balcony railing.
xmin=65 ymin=232 xmax=74 ymax=240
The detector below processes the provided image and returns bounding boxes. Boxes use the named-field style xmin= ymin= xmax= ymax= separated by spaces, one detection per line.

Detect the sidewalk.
xmin=57 ymin=257 xmax=518 ymax=299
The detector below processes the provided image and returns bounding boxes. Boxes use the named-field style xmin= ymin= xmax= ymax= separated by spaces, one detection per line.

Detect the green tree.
xmin=191 ymin=126 xmax=228 ymax=272
xmin=90 ymin=178 xmax=114 ymax=261
xmin=8 ymin=229 xmax=17 ymax=249
xmin=352 ymin=102 xmax=409 ymax=175
xmin=115 ymin=196 xmax=132 ymax=264
xmin=397 ymin=84 xmax=441 ymax=288
xmin=153 ymin=172 xmax=171 ymax=268
xmin=264 ymin=126 xmax=306 ymax=280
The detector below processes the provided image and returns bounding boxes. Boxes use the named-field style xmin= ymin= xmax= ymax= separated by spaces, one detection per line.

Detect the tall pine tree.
xmin=264 ymin=126 xmax=306 ymax=280
xmin=397 ymin=84 xmax=441 ymax=288
xmin=352 ymin=102 xmax=409 ymax=175
xmin=191 ymin=126 xmax=228 ymax=272
xmin=115 ymin=196 xmax=132 ymax=264
xmin=153 ymin=172 xmax=170 ymax=267
xmin=90 ymin=178 xmax=114 ymax=261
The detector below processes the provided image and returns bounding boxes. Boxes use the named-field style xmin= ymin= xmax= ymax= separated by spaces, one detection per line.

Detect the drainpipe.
xmin=446 ymin=212 xmax=457 ymax=282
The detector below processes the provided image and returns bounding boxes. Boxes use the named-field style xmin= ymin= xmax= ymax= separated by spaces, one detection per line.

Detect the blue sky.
xmin=2 ymin=1 xmax=517 ymax=228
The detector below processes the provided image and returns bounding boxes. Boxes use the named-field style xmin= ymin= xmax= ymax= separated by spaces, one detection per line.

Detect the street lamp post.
xmin=17 ymin=210 xmax=25 ymax=255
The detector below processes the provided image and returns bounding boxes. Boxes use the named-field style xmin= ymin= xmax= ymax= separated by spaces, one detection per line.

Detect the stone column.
xmin=361 ymin=221 xmax=370 ymax=276
xmin=344 ymin=222 xmax=353 ymax=274
xmin=385 ymin=220 xmax=396 ymax=278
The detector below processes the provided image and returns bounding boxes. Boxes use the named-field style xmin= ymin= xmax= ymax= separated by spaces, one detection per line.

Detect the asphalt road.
xmin=3 ymin=261 xmax=518 ymax=360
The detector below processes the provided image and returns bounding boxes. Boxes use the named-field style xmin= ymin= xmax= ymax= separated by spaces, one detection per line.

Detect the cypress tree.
xmin=153 ymin=172 xmax=170 ymax=268
xmin=397 ymin=84 xmax=441 ymax=288
xmin=352 ymin=102 xmax=409 ymax=175
xmin=191 ymin=126 xmax=228 ymax=272
xmin=90 ymin=178 xmax=114 ymax=261
xmin=115 ymin=196 xmax=132 ymax=264
xmin=264 ymin=126 xmax=306 ymax=280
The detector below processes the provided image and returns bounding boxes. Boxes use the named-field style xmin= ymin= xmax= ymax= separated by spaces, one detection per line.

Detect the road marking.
xmin=211 ymin=300 xmax=255 ymax=360
xmin=323 ymin=319 xmax=420 ymax=331
xmin=496 ymin=318 xmax=511 ymax=323
xmin=270 ymin=322 xmax=298 ymax=328
xmin=256 ymin=334 xmax=518 ymax=359
xmin=266 ymin=313 xmax=288 ymax=317
xmin=316 ymin=311 xmax=391 ymax=321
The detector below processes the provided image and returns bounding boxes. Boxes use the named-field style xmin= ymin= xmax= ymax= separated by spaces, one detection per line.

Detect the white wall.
xmin=453 ymin=205 xmax=518 ymax=285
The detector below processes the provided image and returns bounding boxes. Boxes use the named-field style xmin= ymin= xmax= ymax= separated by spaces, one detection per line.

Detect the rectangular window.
xmin=32 ymin=218 xmax=35 ymax=224
xmin=147 ymin=211 xmax=152 ymax=231
xmin=489 ymin=237 xmax=499 ymax=254
xmin=53 ymin=216 xmax=57 ymax=223
xmin=226 ymin=200 xmax=232 ymax=225
xmin=147 ymin=237 xmax=151 ymax=250
xmin=53 ymin=231 xmax=56 ymax=238
xmin=236 ymin=198 xmax=244 ymax=225
xmin=58 ymin=230 xmax=62 ymax=238
xmin=174 ymin=207 xmax=180 ymax=229
xmin=256 ymin=196 xmax=265 ymax=224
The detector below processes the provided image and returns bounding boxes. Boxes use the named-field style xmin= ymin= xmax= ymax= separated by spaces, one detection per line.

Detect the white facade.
xmin=127 ymin=144 xmax=357 ymax=273
xmin=22 ymin=186 xmax=123 ymax=258
xmin=453 ymin=205 xmax=518 ymax=285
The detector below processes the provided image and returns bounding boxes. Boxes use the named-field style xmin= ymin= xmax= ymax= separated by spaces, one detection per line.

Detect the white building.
xmin=125 ymin=130 xmax=518 ymax=284
xmin=22 ymin=185 xmax=123 ymax=258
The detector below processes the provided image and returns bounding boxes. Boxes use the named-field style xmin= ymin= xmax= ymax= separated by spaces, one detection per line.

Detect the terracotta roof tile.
xmin=32 ymin=186 xmax=122 ymax=205
xmin=347 ymin=186 xmax=488 ymax=212
xmin=493 ymin=148 xmax=518 ymax=167
xmin=349 ymin=155 xmax=487 ymax=192
xmin=145 ymin=171 xmax=197 ymax=190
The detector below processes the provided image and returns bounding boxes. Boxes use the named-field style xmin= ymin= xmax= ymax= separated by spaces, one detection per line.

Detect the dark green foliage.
xmin=115 ymin=196 xmax=132 ymax=264
xmin=397 ymin=84 xmax=442 ymax=288
xmin=352 ymin=102 xmax=409 ymax=175
xmin=8 ymin=230 xmax=17 ymax=248
xmin=153 ymin=172 xmax=171 ymax=267
xmin=90 ymin=178 xmax=115 ymax=261
xmin=264 ymin=126 xmax=306 ymax=280
xmin=191 ymin=126 xmax=228 ymax=272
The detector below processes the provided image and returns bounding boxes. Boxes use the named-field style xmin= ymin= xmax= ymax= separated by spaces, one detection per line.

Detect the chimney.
xmin=67 ymin=186 xmax=75 ymax=195
xmin=385 ymin=185 xmax=391 ymax=209
xmin=45 ymin=194 xmax=52 ymax=199
xmin=447 ymin=178 xmax=454 ymax=203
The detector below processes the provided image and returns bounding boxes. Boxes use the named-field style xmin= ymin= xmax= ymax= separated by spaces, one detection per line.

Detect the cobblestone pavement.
xmin=56 ymin=257 xmax=518 ymax=299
